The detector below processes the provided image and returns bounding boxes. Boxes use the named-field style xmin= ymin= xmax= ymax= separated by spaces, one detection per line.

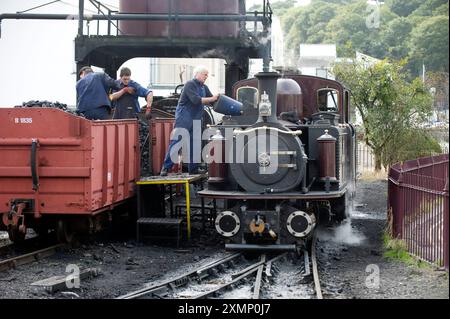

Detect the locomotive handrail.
xmin=233 ymin=126 xmax=302 ymax=136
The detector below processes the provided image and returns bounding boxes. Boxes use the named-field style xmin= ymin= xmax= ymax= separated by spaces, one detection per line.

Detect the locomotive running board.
xmin=225 ymin=244 xmax=296 ymax=251
xmin=198 ymin=189 xmax=345 ymax=199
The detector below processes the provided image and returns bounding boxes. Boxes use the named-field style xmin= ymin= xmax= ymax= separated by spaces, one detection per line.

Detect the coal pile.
xmin=17 ymin=100 xmax=84 ymax=117
xmin=138 ymin=117 xmax=151 ymax=177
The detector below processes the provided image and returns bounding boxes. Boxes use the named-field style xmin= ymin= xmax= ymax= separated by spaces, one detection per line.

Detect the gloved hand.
xmin=145 ymin=110 xmax=152 ymax=120
xmin=122 ymin=87 xmax=135 ymax=95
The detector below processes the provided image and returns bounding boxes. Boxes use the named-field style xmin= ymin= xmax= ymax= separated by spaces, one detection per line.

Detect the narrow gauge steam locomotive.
xmin=199 ymin=71 xmax=356 ymax=251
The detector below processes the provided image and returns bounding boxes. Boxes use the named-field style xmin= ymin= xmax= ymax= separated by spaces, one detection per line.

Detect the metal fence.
xmin=388 ymin=154 xmax=449 ymax=269
xmin=357 ymin=142 xmax=449 ymax=174
xmin=357 ymin=142 xmax=376 ymax=172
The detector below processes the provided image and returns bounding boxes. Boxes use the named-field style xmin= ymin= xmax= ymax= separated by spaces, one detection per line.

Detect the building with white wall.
xmin=298 ymin=44 xmax=337 ymax=78
xmin=147 ymin=58 xmax=226 ymax=96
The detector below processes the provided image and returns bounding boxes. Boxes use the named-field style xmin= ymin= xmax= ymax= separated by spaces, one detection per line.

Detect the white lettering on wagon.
xmin=14 ymin=117 xmax=33 ymax=124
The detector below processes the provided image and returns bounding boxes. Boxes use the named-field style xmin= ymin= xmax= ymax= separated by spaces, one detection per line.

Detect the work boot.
xmin=160 ymin=168 xmax=168 ymax=176
xmin=189 ymin=168 xmax=206 ymax=175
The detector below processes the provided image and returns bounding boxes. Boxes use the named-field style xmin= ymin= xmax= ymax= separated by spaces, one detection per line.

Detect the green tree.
xmin=282 ymin=1 xmax=339 ymax=50
xmin=311 ymin=0 xmax=359 ymax=4
xmin=333 ymin=60 xmax=434 ymax=170
xmin=410 ymin=0 xmax=448 ymax=16
xmin=386 ymin=0 xmax=423 ymax=17
xmin=409 ymin=15 xmax=449 ymax=75
xmin=324 ymin=1 xmax=391 ymax=58
xmin=276 ymin=0 xmax=448 ymax=77
xmin=271 ymin=0 xmax=297 ymax=16
xmin=432 ymin=2 xmax=449 ymax=16
xmin=249 ymin=0 xmax=296 ymax=16
xmin=382 ymin=129 xmax=442 ymax=167
xmin=380 ymin=17 xmax=413 ymax=60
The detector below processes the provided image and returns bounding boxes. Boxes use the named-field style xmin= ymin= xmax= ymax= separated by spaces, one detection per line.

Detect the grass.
xmin=359 ymin=169 xmax=388 ymax=181
xmin=382 ymin=230 xmax=432 ymax=269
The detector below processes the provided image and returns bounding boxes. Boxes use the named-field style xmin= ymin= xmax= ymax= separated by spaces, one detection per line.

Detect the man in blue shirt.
xmin=76 ymin=66 xmax=124 ymax=120
xmin=160 ymin=65 xmax=219 ymax=176
xmin=110 ymin=67 xmax=154 ymax=119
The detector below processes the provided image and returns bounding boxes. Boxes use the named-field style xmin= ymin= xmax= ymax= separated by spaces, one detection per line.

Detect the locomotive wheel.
xmin=7 ymin=225 xmax=26 ymax=243
xmin=56 ymin=220 xmax=74 ymax=243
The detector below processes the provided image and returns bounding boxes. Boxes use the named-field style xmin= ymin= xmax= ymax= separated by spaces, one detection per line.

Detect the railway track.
xmin=0 ymin=240 xmax=66 ymax=273
xmin=118 ymin=235 xmax=323 ymax=299
xmin=0 ymin=236 xmax=41 ymax=257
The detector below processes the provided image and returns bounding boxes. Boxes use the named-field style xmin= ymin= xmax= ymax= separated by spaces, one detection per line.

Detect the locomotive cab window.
xmin=317 ymin=88 xmax=339 ymax=112
xmin=236 ymin=86 xmax=259 ymax=109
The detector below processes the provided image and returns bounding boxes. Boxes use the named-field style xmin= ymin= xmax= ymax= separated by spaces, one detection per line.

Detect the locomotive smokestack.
xmin=255 ymin=72 xmax=281 ymax=123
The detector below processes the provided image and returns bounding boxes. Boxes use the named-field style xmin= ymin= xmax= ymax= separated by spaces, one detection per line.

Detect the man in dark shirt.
xmin=160 ymin=65 xmax=219 ymax=176
xmin=110 ymin=67 xmax=153 ymax=119
xmin=76 ymin=66 xmax=124 ymax=120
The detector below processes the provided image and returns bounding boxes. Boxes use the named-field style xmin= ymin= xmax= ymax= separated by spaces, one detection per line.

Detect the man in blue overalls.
xmin=76 ymin=66 xmax=123 ymax=120
xmin=109 ymin=67 xmax=154 ymax=119
xmin=160 ymin=65 xmax=219 ymax=176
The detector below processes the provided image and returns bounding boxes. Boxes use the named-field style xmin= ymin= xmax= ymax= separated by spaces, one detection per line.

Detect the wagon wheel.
xmin=56 ymin=219 xmax=74 ymax=243
xmin=7 ymin=225 xmax=26 ymax=243
xmin=34 ymin=225 xmax=50 ymax=243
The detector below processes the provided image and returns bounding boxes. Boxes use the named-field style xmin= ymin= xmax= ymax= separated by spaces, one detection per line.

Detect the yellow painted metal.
xmin=136 ymin=175 xmax=203 ymax=185
xmin=135 ymin=175 xmax=204 ymax=240
xmin=185 ymin=181 xmax=191 ymax=240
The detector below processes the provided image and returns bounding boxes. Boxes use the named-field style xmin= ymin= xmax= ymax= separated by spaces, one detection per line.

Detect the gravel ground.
xmin=0 ymin=222 xmax=226 ymax=299
xmin=0 ymin=179 xmax=448 ymax=299
xmin=317 ymin=179 xmax=449 ymax=299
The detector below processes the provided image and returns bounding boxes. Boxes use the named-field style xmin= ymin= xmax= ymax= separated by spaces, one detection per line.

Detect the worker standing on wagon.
xmin=160 ymin=65 xmax=219 ymax=176
xmin=109 ymin=67 xmax=154 ymax=119
xmin=76 ymin=66 xmax=123 ymax=120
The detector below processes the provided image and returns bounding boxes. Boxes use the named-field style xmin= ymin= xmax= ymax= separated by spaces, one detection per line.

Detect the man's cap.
xmin=79 ymin=66 xmax=93 ymax=76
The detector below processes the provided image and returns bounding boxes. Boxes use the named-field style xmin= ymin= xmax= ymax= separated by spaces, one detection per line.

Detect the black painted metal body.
xmin=200 ymin=72 xmax=357 ymax=251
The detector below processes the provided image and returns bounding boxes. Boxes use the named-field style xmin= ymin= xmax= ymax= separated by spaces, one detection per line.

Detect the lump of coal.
xmin=17 ymin=100 xmax=85 ymax=117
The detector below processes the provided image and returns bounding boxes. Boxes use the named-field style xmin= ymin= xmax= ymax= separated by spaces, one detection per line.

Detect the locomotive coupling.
xmin=249 ymin=215 xmax=265 ymax=234
xmin=2 ymin=202 xmax=27 ymax=233
xmin=249 ymin=215 xmax=277 ymax=239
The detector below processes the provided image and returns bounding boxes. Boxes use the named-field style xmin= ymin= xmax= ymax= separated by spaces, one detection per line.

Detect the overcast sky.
xmin=0 ymin=0 xmax=308 ymax=107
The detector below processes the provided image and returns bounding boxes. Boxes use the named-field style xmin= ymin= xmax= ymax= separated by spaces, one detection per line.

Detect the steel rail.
xmin=311 ymin=233 xmax=323 ymax=299
xmin=0 ymin=242 xmax=15 ymax=257
xmin=116 ymin=253 xmax=242 ymax=299
xmin=0 ymin=243 xmax=66 ymax=273
xmin=252 ymin=254 xmax=266 ymax=299
xmin=0 ymin=240 xmax=36 ymax=257
xmin=193 ymin=253 xmax=286 ymax=299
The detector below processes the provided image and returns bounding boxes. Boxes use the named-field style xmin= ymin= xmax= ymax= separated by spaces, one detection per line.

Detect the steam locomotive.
xmin=199 ymin=71 xmax=356 ymax=251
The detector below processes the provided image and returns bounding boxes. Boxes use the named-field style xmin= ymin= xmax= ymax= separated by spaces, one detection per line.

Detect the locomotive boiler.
xmin=199 ymin=71 xmax=356 ymax=251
